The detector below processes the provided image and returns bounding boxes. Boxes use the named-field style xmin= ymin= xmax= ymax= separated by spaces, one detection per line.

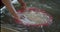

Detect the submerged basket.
xmin=14 ymin=7 xmax=53 ymax=27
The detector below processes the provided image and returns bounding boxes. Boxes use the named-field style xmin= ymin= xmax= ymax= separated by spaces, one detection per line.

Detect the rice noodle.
xmin=22 ymin=11 xmax=49 ymax=24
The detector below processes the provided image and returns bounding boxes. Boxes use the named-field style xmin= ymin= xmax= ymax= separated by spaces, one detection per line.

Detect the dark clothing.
xmin=0 ymin=0 xmax=4 ymax=8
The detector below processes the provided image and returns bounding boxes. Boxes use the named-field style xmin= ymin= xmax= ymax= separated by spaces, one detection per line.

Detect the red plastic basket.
xmin=14 ymin=7 xmax=53 ymax=27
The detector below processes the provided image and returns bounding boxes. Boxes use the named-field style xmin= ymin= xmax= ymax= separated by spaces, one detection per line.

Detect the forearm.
xmin=2 ymin=0 xmax=19 ymax=19
xmin=18 ymin=0 xmax=26 ymax=10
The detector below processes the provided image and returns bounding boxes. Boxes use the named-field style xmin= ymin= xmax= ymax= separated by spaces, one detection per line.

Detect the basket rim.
xmin=15 ymin=7 xmax=53 ymax=26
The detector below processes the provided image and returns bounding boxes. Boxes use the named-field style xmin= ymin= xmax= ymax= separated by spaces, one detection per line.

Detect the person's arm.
xmin=2 ymin=0 xmax=19 ymax=19
xmin=18 ymin=0 xmax=26 ymax=11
